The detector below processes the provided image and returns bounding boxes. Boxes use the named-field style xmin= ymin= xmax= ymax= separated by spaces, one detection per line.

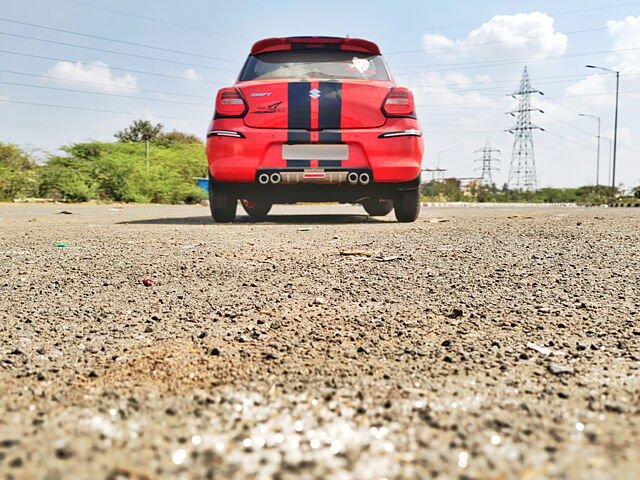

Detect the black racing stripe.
xmin=287 ymin=130 xmax=311 ymax=144
xmin=287 ymin=82 xmax=311 ymax=140
xmin=318 ymin=82 xmax=342 ymax=141
xmin=318 ymin=131 xmax=342 ymax=144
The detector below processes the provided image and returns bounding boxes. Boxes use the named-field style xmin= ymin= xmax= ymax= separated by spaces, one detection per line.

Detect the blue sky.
xmin=1 ymin=0 xmax=639 ymax=188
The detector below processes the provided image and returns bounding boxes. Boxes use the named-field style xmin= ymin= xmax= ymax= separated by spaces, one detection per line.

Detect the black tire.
xmin=209 ymin=183 xmax=237 ymax=223
xmin=362 ymin=198 xmax=393 ymax=216
xmin=241 ymin=199 xmax=272 ymax=218
xmin=394 ymin=188 xmax=421 ymax=222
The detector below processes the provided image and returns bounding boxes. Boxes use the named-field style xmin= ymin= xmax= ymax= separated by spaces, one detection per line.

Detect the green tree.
xmin=115 ymin=120 xmax=164 ymax=143
xmin=157 ymin=130 xmax=202 ymax=146
xmin=0 ymin=143 xmax=39 ymax=201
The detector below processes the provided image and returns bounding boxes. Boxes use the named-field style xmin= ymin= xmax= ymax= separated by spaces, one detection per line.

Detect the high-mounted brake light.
xmin=215 ymin=87 xmax=248 ymax=118
xmin=382 ymin=87 xmax=416 ymax=118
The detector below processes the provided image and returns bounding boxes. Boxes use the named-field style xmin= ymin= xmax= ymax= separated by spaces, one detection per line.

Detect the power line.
xmin=394 ymin=46 xmax=640 ymax=75
xmin=544 ymin=130 xmax=597 ymax=152
xmin=3 ymin=99 xmax=205 ymax=122
xmin=0 ymin=31 xmax=237 ymax=73
xmin=357 ymin=1 xmax=640 ymax=35
xmin=0 ymin=17 xmax=239 ymax=64
xmin=0 ymin=49 xmax=228 ymax=85
xmin=386 ymin=27 xmax=607 ymax=55
xmin=415 ymin=89 xmax=640 ymax=109
xmin=410 ymin=73 xmax=609 ymax=96
xmin=0 ymin=69 xmax=212 ymax=99
xmin=54 ymin=0 xmax=247 ymax=39
xmin=408 ymin=72 xmax=609 ymax=92
xmin=543 ymin=113 xmax=596 ymax=138
xmin=0 ymin=81 xmax=211 ymax=107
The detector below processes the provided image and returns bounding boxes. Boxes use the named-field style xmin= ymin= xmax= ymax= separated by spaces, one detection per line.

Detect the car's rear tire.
xmin=362 ymin=198 xmax=393 ymax=216
xmin=209 ymin=183 xmax=237 ymax=223
xmin=394 ymin=188 xmax=421 ymax=222
xmin=241 ymin=199 xmax=272 ymax=218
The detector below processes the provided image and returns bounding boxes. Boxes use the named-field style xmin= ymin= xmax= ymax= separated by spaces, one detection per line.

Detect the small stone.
xmin=264 ymin=352 xmax=278 ymax=360
xmin=313 ymin=297 xmax=326 ymax=305
xmin=547 ymin=364 xmax=574 ymax=375
xmin=441 ymin=340 xmax=451 ymax=347
xmin=9 ymin=457 xmax=23 ymax=468
xmin=443 ymin=356 xmax=453 ymax=363
xmin=198 ymin=332 xmax=207 ymax=339
xmin=557 ymin=391 xmax=569 ymax=399
xmin=165 ymin=408 xmax=177 ymax=416
xmin=604 ymin=403 xmax=624 ymax=414
xmin=209 ymin=348 xmax=221 ymax=356
xmin=447 ymin=309 xmax=463 ymax=319
xmin=88 ymin=371 xmax=98 ymax=378
xmin=576 ymin=344 xmax=587 ymax=351
xmin=55 ymin=447 xmax=74 ymax=459
xmin=519 ymin=353 xmax=529 ymax=360
xmin=357 ymin=346 xmax=368 ymax=354
xmin=0 ymin=439 xmax=19 ymax=448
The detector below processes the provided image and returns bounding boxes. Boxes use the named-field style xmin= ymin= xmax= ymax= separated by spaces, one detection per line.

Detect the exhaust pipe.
xmin=347 ymin=172 xmax=359 ymax=185
xmin=270 ymin=172 xmax=282 ymax=184
xmin=258 ymin=173 xmax=270 ymax=185
xmin=359 ymin=172 xmax=371 ymax=185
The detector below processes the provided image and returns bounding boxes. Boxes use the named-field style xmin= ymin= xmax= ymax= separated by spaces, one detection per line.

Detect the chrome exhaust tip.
xmin=359 ymin=172 xmax=371 ymax=185
xmin=270 ymin=173 xmax=282 ymax=184
xmin=258 ymin=173 xmax=270 ymax=185
xmin=347 ymin=172 xmax=359 ymax=185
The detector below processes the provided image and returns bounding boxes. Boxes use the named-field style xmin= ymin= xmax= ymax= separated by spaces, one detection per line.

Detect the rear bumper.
xmin=206 ymin=118 xmax=424 ymax=183
xmin=213 ymin=177 xmax=420 ymax=204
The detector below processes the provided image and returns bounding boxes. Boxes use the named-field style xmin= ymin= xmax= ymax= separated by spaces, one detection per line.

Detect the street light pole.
xmin=602 ymin=137 xmax=613 ymax=186
xmin=586 ymin=65 xmax=620 ymax=190
xmin=613 ymin=70 xmax=619 ymax=189
xmin=579 ymin=113 xmax=601 ymax=186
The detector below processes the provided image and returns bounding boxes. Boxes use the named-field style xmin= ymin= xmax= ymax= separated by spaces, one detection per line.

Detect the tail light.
xmin=215 ymin=87 xmax=247 ymax=118
xmin=382 ymin=87 xmax=416 ymax=118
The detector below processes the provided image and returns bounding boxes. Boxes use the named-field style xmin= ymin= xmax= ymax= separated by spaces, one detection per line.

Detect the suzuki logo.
xmin=309 ymin=89 xmax=321 ymax=99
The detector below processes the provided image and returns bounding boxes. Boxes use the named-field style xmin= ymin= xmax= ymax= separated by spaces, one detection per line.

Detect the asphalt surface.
xmin=0 ymin=203 xmax=638 ymax=480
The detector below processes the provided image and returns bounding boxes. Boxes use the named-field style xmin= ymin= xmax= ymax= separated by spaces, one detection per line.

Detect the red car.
xmin=206 ymin=36 xmax=424 ymax=222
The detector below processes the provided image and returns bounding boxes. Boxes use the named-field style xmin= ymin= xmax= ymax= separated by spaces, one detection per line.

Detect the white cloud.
xmin=423 ymin=12 xmax=568 ymax=61
xmin=43 ymin=61 xmax=138 ymax=93
xmin=564 ymin=74 xmax=613 ymax=108
xmin=607 ymin=16 xmax=640 ymax=71
xmin=178 ymin=68 xmax=203 ymax=81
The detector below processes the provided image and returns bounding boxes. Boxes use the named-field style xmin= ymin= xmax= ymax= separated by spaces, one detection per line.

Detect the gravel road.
xmin=0 ymin=203 xmax=638 ymax=480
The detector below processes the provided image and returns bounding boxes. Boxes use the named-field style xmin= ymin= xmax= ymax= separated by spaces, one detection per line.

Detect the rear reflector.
xmin=382 ymin=87 xmax=416 ymax=118
xmin=215 ymin=87 xmax=247 ymax=118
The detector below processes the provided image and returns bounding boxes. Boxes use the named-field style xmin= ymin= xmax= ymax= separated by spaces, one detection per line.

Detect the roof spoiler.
xmin=250 ymin=36 xmax=381 ymax=55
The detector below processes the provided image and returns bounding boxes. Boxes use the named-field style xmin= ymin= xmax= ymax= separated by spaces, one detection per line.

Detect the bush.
xmin=38 ymin=142 xmax=206 ymax=204
xmin=0 ymin=143 xmax=40 ymax=201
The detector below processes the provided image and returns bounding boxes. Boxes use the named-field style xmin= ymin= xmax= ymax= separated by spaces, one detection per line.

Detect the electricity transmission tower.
xmin=474 ymin=140 xmax=500 ymax=186
xmin=506 ymin=66 xmax=544 ymax=191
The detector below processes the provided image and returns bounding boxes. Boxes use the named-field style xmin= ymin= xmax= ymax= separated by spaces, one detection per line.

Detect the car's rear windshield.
xmin=239 ymin=49 xmax=390 ymax=81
